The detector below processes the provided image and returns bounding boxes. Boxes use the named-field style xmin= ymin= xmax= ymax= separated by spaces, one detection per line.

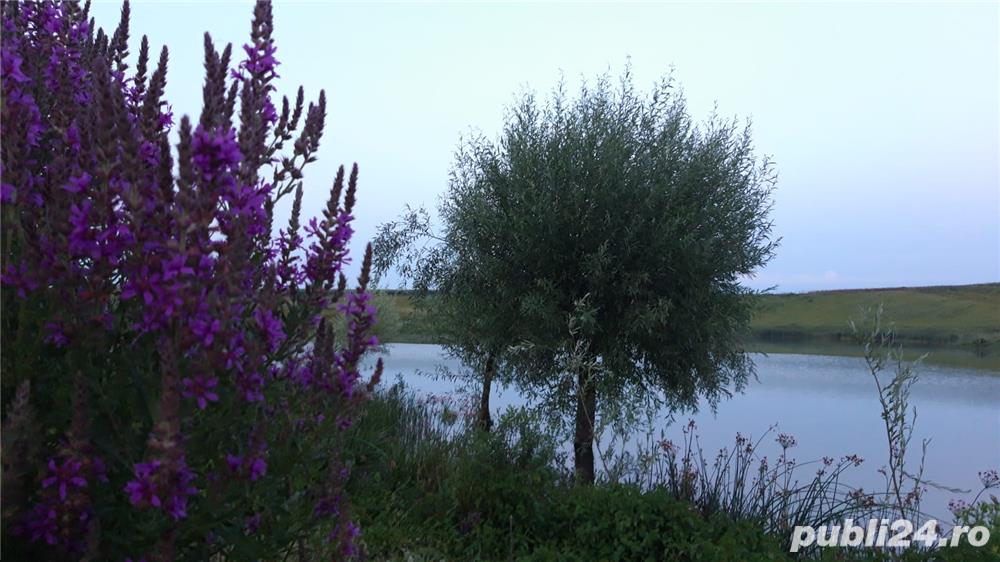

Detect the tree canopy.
xmin=377 ymin=68 xmax=778 ymax=482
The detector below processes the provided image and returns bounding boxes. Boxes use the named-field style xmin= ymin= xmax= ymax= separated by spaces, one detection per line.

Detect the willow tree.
xmin=373 ymin=205 xmax=516 ymax=431
xmin=380 ymin=69 xmax=777 ymax=482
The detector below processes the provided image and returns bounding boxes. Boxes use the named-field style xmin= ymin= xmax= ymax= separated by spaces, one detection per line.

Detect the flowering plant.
xmin=1 ymin=1 xmax=380 ymax=559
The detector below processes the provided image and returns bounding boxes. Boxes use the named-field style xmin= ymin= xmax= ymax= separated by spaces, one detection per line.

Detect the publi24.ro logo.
xmin=790 ymin=519 xmax=991 ymax=552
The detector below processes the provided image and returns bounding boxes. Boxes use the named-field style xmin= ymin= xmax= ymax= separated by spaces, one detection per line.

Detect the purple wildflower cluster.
xmin=124 ymin=457 xmax=198 ymax=520
xmin=17 ymin=453 xmax=107 ymax=552
xmin=9 ymin=372 xmax=109 ymax=555
xmin=2 ymin=1 xmax=382 ymax=559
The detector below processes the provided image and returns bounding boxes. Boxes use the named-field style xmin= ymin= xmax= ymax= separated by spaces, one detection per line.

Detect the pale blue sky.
xmin=90 ymin=1 xmax=999 ymax=292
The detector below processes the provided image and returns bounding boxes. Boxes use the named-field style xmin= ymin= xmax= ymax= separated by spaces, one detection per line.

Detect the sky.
xmin=89 ymin=1 xmax=999 ymax=293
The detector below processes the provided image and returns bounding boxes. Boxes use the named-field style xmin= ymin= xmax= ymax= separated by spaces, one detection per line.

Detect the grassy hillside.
xmin=752 ymin=283 xmax=999 ymax=346
xmin=374 ymin=284 xmax=1000 ymax=370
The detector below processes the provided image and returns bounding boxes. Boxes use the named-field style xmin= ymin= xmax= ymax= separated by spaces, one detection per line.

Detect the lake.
xmin=365 ymin=343 xmax=1000 ymax=523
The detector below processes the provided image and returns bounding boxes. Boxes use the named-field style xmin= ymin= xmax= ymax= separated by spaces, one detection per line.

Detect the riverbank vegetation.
xmin=342 ymin=306 xmax=1000 ymax=559
xmin=345 ymin=306 xmax=1000 ymax=559
xmin=371 ymin=284 xmax=1000 ymax=371
xmin=343 ymin=380 xmax=998 ymax=560
xmin=346 ymin=385 xmax=791 ymax=560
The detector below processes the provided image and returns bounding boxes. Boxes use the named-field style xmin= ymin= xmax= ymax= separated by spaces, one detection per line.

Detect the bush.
xmin=345 ymin=387 xmax=790 ymax=561
xmin=536 ymin=486 xmax=789 ymax=562
xmin=1 ymin=1 xmax=379 ymax=559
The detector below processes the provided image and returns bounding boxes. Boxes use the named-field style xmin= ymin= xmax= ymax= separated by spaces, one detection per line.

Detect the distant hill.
xmin=752 ymin=283 xmax=1000 ymax=347
xmin=374 ymin=283 xmax=1000 ymax=370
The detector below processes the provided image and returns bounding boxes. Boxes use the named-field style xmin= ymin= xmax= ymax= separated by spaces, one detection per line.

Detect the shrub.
xmin=537 ymin=485 xmax=789 ymax=562
xmin=345 ymin=386 xmax=790 ymax=561
xmin=1 ymin=1 xmax=379 ymax=559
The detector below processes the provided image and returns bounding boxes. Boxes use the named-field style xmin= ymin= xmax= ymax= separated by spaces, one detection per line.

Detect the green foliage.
xmin=536 ymin=486 xmax=789 ymax=562
xmin=442 ymin=67 xmax=778 ymax=407
xmin=344 ymin=385 xmax=792 ymax=561
xmin=375 ymin=65 xmax=779 ymax=481
xmin=343 ymin=382 xmax=999 ymax=561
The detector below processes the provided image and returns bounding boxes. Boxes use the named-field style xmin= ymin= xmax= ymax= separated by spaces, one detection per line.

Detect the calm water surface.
xmin=366 ymin=344 xmax=1000 ymax=522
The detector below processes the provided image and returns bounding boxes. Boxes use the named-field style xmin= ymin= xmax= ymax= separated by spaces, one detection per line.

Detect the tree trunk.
xmin=573 ymin=369 xmax=597 ymax=484
xmin=476 ymin=351 xmax=496 ymax=431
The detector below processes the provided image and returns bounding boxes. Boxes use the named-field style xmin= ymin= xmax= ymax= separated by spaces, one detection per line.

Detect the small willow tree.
xmin=430 ymin=69 xmax=778 ymax=484
xmin=373 ymin=204 xmax=519 ymax=431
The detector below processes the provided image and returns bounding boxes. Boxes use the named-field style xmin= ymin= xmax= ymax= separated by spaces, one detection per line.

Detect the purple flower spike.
xmin=253 ymin=308 xmax=286 ymax=353
xmin=191 ymin=126 xmax=242 ymax=180
xmin=3 ymin=0 xmax=378 ymax=551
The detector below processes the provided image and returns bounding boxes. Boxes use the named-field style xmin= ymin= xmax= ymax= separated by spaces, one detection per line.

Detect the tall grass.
xmin=604 ymin=422 xmax=871 ymax=552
